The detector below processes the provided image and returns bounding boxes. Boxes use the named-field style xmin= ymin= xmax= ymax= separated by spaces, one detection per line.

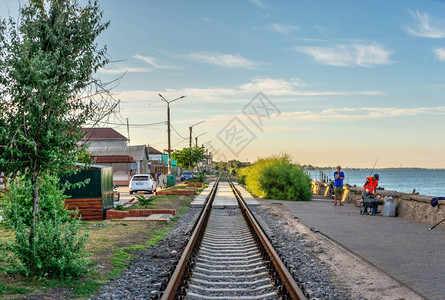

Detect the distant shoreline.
xmin=304 ymin=167 xmax=445 ymax=171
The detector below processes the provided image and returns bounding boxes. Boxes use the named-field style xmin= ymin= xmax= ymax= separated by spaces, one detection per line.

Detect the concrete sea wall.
xmin=311 ymin=181 xmax=445 ymax=227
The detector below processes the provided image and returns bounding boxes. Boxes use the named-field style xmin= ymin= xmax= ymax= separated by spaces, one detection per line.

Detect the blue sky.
xmin=2 ymin=0 xmax=445 ymax=168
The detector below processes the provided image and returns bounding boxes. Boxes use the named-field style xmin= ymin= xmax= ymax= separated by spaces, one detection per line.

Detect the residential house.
xmin=79 ymin=128 xmax=170 ymax=184
xmin=90 ymin=145 xmax=150 ymax=185
xmin=198 ymin=151 xmax=213 ymax=172
xmin=79 ymin=127 xmax=128 ymax=148
xmin=147 ymin=146 xmax=168 ymax=177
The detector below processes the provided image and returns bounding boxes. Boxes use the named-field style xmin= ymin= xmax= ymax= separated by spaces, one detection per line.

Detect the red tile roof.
xmin=81 ymin=128 xmax=127 ymax=140
xmin=147 ymin=146 xmax=163 ymax=155
xmin=92 ymin=155 xmax=134 ymax=163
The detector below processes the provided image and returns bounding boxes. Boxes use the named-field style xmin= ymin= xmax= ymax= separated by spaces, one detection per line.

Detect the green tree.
xmin=228 ymin=159 xmax=243 ymax=169
xmin=0 ymin=174 xmax=89 ymax=278
xmin=0 ymin=0 xmax=117 ymax=246
xmin=75 ymin=146 xmax=95 ymax=165
xmin=172 ymin=146 xmax=205 ymax=171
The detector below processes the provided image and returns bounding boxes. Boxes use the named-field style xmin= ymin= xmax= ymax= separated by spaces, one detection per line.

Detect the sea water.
xmin=307 ymin=168 xmax=445 ymax=197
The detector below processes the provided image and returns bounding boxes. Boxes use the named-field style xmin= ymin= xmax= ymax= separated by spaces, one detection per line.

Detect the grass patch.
xmin=0 ymin=194 xmax=194 ymax=299
xmin=128 ymin=194 xmax=194 ymax=210
xmin=0 ymin=281 xmax=31 ymax=295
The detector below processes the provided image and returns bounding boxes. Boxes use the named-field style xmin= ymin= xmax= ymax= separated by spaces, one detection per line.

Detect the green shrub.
xmin=236 ymin=154 xmax=311 ymax=201
xmin=0 ymin=173 xmax=89 ymax=278
xmin=0 ymin=174 xmax=71 ymax=228
xmin=135 ymin=195 xmax=155 ymax=206
xmin=259 ymin=161 xmax=312 ymax=201
xmin=114 ymin=204 xmax=125 ymax=211
xmin=9 ymin=213 xmax=89 ymax=278
xmin=237 ymin=174 xmax=247 ymax=185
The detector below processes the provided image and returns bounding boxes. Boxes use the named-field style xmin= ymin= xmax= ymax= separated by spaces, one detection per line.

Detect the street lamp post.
xmin=195 ymin=132 xmax=206 ymax=147
xmin=159 ymin=94 xmax=186 ymax=174
xmin=189 ymin=120 xmax=204 ymax=148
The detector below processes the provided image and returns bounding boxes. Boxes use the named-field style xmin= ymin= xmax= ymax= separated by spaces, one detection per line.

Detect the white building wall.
xmin=79 ymin=139 xmax=127 ymax=148
xmin=149 ymin=154 xmax=162 ymax=162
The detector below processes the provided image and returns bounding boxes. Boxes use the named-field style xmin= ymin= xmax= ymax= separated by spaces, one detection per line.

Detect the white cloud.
xmin=434 ymin=48 xmax=445 ymax=61
xmin=264 ymin=23 xmax=300 ymax=35
xmin=111 ymin=80 xmax=385 ymax=122
xmin=262 ymin=126 xmax=315 ymax=133
xmin=113 ymin=77 xmax=382 ymax=103
xmin=185 ymin=52 xmax=259 ymax=68
xmin=279 ymin=106 xmax=445 ymax=121
xmin=133 ymin=54 xmax=178 ymax=69
xmin=99 ymin=65 xmax=151 ymax=74
xmin=238 ymin=77 xmax=382 ymax=97
xmin=240 ymin=77 xmax=304 ymax=95
xmin=295 ymin=42 xmax=392 ymax=67
xmin=248 ymin=0 xmax=267 ymax=9
xmin=406 ymin=10 xmax=445 ymax=38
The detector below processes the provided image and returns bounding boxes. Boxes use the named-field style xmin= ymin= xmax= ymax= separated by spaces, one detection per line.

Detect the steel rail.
xmin=229 ymin=179 xmax=308 ymax=300
xmin=161 ymin=176 xmax=220 ymax=300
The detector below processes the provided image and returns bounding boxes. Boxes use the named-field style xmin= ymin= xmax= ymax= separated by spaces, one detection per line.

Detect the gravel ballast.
xmin=91 ymin=207 xmax=201 ymax=300
xmin=92 ymin=202 xmax=355 ymax=300
xmin=251 ymin=205 xmax=354 ymax=300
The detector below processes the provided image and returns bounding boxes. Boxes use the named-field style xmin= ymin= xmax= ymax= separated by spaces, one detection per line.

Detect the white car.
xmin=129 ymin=174 xmax=157 ymax=194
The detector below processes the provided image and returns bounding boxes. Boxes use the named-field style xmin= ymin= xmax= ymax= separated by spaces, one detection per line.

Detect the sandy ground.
xmin=259 ymin=200 xmax=424 ymax=300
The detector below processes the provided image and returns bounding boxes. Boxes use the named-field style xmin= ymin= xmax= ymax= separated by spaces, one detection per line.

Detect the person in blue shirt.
xmin=333 ymin=166 xmax=345 ymax=206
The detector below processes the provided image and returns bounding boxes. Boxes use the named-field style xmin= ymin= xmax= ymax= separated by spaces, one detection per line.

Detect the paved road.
xmin=270 ymin=196 xmax=445 ymax=300
xmin=115 ymin=186 xmax=133 ymax=205
xmin=116 ymin=186 xmax=159 ymax=205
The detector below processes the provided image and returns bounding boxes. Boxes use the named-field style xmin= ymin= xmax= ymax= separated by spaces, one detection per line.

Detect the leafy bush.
xmin=236 ymin=154 xmax=311 ymax=201
xmin=135 ymin=195 xmax=155 ymax=207
xmin=0 ymin=175 xmax=71 ymax=228
xmin=0 ymin=174 xmax=89 ymax=278
xmin=114 ymin=204 xmax=125 ymax=211
xmin=9 ymin=213 xmax=89 ymax=278
xmin=259 ymin=161 xmax=312 ymax=201
xmin=237 ymin=174 xmax=247 ymax=185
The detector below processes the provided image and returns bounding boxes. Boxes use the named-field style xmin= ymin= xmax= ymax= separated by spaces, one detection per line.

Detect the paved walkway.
xmin=270 ymin=195 xmax=445 ymax=300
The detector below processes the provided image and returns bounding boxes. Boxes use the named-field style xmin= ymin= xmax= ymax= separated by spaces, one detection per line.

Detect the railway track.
xmin=161 ymin=175 xmax=307 ymax=300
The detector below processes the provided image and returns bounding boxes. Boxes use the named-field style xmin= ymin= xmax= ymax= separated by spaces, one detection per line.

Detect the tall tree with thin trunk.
xmin=0 ymin=0 xmax=118 ymax=245
xmin=172 ymin=146 xmax=205 ymax=172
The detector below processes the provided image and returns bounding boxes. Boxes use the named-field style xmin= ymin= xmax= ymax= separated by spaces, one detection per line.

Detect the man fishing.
xmin=333 ymin=166 xmax=345 ymax=206
xmin=363 ymin=174 xmax=379 ymax=197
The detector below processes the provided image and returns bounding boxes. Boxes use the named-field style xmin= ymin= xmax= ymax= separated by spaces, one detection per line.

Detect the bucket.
xmin=382 ymin=197 xmax=395 ymax=217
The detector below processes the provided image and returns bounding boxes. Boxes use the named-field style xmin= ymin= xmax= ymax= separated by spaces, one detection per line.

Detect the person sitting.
xmin=363 ymin=174 xmax=379 ymax=198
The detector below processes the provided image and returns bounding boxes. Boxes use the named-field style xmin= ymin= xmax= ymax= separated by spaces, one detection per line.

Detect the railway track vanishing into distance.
xmin=161 ymin=175 xmax=308 ymax=300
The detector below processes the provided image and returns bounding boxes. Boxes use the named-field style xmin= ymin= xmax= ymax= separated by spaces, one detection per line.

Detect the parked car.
xmin=129 ymin=174 xmax=157 ymax=194
xmin=181 ymin=170 xmax=193 ymax=181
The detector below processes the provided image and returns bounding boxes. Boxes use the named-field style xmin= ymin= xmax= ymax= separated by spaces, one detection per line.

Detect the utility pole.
xmin=126 ymin=118 xmax=130 ymax=146
xmin=189 ymin=120 xmax=204 ymax=148
xmin=189 ymin=127 xmax=192 ymax=148
xmin=158 ymin=94 xmax=186 ymax=174
xmin=195 ymin=132 xmax=206 ymax=147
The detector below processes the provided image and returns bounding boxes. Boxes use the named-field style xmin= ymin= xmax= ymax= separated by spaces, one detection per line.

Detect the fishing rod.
xmin=429 ymin=197 xmax=445 ymax=231
xmin=369 ymin=157 xmax=379 ymax=176
xmin=429 ymin=218 xmax=445 ymax=231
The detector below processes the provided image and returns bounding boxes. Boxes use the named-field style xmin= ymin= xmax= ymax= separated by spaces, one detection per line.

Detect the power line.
xmin=172 ymin=139 xmax=189 ymax=149
xmin=96 ymin=120 xmax=166 ymax=127
xmin=170 ymin=123 xmax=188 ymax=140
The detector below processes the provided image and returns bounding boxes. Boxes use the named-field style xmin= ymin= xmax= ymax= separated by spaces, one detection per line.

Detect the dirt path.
xmin=259 ymin=200 xmax=424 ymax=300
